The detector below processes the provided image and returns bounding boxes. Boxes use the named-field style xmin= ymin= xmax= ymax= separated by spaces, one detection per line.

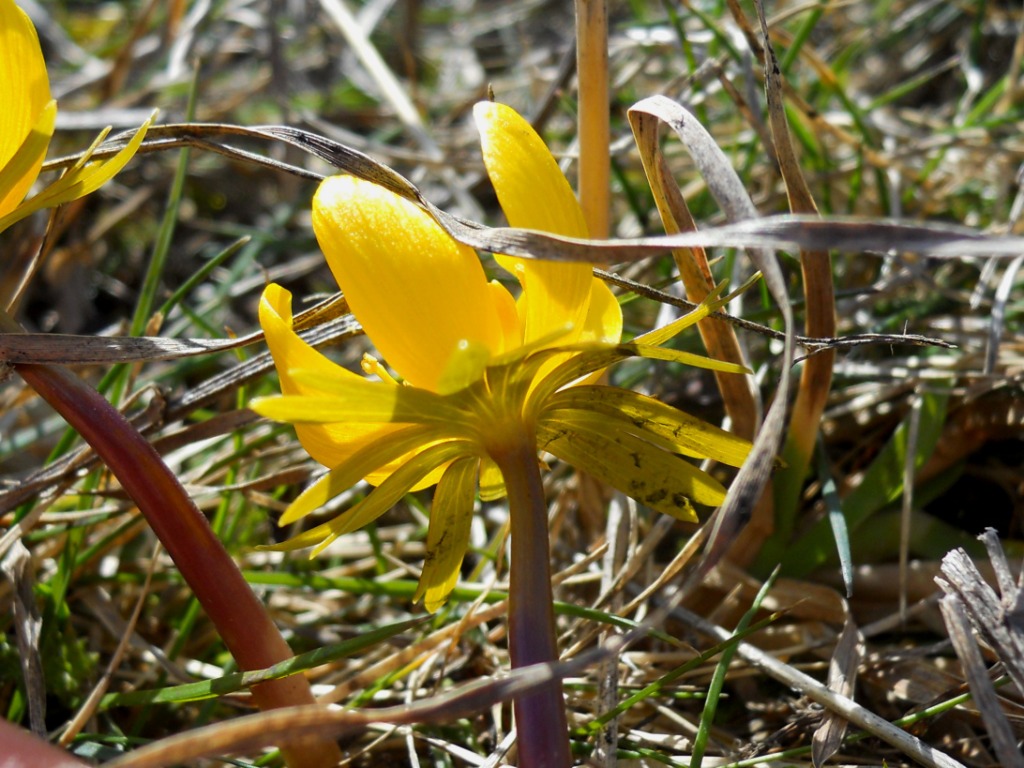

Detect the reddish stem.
xmin=493 ymin=431 xmax=571 ymax=768
xmin=14 ymin=356 xmax=341 ymax=768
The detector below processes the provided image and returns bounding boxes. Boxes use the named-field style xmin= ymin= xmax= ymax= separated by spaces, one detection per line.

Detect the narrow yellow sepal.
xmin=276 ymin=424 xmax=441 ymax=526
xmin=537 ymin=420 xmax=727 ymax=518
xmin=414 ymin=456 xmax=478 ymax=611
xmin=0 ymin=111 xmax=155 ymax=233
xmin=544 ymin=385 xmax=752 ymax=467
xmin=262 ymin=441 xmax=475 ymax=556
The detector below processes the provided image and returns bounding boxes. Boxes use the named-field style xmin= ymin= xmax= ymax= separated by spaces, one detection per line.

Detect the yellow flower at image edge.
xmin=252 ymin=102 xmax=752 ymax=611
xmin=0 ymin=0 xmax=152 ymax=236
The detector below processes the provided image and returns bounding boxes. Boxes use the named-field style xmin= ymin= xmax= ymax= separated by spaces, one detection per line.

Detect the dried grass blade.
xmin=0 ymin=297 xmax=356 ymax=365
xmin=753 ymin=0 xmax=836 ymax=546
xmin=938 ymin=594 xmax=1024 ymax=768
xmin=0 ymin=541 xmax=45 ymax=737
xmin=40 ymin=124 xmax=1024 ymax=259
xmin=628 ymin=103 xmax=759 ymax=441
xmin=625 ymin=94 xmax=795 ymax=575
xmin=812 ymin=615 xmax=863 ymax=768
xmin=671 ymin=603 xmax=967 ymax=768
xmin=575 ymin=0 xmax=610 ymax=237
xmin=0 ymin=332 xmax=253 ymax=364
xmin=315 ymin=0 xmax=435 ymax=153
xmin=938 ymin=531 xmax=1024 ymax=704
xmin=106 ymin=649 xmax=609 ymax=768
xmin=985 ymin=253 xmax=1024 ymax=374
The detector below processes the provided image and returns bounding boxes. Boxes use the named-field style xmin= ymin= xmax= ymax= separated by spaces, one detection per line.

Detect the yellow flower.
xmin=0 ymin=0 xmax=151 ymax=235
xmin=252 ymin=102 xmax=751 ymax=610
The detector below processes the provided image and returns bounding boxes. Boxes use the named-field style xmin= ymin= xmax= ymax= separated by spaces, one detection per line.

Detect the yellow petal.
xmin=580 ymin=277 xmax=622 ymax=344
xmin=0 ymin=0 xmax=50 ymax=217
xmin=312 ymin=175 xmax=505 ymax=392
xmin=0 ymin=100 xmax=54 ymax=223
xmin=415 ymin=456 xmax=478 ymax=611
xmin=474 ymin=101 xmax=595 ymax=345
xmin=486 ymin=279 xmax=522 ymax=352
xmin=473 ymin=101 xmax=588 ymax=238
xmin=504 ymin=259 xmax=592 ymax=347
xmin=257 ymin=282 xmax=405 ymax=468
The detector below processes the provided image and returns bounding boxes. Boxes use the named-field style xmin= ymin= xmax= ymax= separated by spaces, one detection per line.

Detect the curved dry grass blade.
xmin=0 ymin=303 xmax=357 ymax=365
xmin=626 ymin=94 xmax=795 ymax=575
xmin=0 ymin=332 xmax=254 ymax=364
xmin=752 ymin=0 xmax=837 ymax=552
xmin=40 ymin=124 xmax=1024 ymax=260
xmin=628 ymin=100 xmax=759 ymax=442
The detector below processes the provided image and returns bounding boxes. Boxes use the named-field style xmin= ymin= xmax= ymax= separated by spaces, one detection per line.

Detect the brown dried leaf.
xmin=812 ymin=615 xmax=863 ymax=768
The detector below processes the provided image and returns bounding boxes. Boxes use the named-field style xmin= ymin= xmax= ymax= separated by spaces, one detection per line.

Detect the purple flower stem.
xmin=493 ymin=431 xmax=571 ymax=768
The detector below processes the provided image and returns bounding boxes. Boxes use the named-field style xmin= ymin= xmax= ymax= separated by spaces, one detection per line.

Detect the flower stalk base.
xmin=493 ymin=430 xmax=571 ymax=768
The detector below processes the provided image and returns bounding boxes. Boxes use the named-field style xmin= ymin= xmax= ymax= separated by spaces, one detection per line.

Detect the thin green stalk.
xmin=690 ymin=571 xmax=776 ymax=768
xmin=493 ymin=430 xmax=570 ymax=768
xmin=130 ymin=71 xmax=198 ymax=339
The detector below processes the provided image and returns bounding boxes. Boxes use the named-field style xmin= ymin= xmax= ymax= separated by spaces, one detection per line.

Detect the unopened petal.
xmin=312 ymin=175 xmax=505 ymax=392
xmin=0 ymin=0 xmax=50 ymax=216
